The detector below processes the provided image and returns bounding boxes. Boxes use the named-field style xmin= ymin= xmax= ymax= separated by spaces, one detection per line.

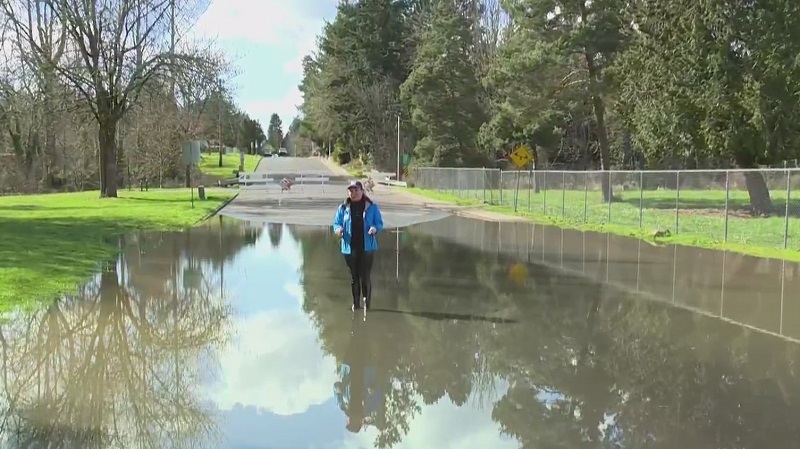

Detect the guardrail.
xmin=377 ymin=177 xmax=407 ymax=187
xmin=294 ymin=175 xmax=330 ymax=192
xmin=238 ymin=173 xmax=274 ymax=188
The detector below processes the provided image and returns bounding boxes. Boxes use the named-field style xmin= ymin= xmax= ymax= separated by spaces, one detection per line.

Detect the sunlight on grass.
xmin=0 ymin=188 xmax=236 ymax=308
xmin=409 ymin=187 xmax=800 ymax=261
xmin=199 ymin=152 xmax=261 ymax=178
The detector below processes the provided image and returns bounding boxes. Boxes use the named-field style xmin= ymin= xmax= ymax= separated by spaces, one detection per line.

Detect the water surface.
xmin=1 ymin=216 xmax=798 ymax=448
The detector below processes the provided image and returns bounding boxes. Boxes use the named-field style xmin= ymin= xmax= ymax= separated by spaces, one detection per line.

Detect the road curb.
xmin=196 ymin=190 xmax=240 ymax=224
xmin=253 ymin=155 xmax=264 ymax=172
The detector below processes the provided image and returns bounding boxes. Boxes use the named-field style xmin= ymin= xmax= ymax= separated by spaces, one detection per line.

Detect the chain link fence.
xmin=408 ymin=167 xmax=800 ymax=252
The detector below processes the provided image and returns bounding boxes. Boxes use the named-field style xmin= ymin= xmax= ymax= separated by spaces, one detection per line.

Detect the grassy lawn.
xmin=340 ymin=159 xmax=372 ymax=178
xmin=409 ymin=186 xmax=800 ymax=261
xmin=0 ymin=188 xmax=236 ymax=309
xmin=199 ymin=152 xmax=261 ymax=178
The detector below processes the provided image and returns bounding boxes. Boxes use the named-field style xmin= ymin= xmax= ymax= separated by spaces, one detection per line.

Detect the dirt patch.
xmin=669 ymin=207 xmax=757 ymax=219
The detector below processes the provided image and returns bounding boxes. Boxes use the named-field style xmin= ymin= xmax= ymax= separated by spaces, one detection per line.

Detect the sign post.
xmin=402 ymin=153 xmax=411 ymax=180
xmin=182 ymin=140 xmax=202 ymax=208
xmin=508 ymin=146 xmax=533 ymax=212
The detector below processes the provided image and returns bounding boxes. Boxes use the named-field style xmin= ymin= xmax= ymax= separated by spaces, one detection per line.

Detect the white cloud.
xmin=190 ymin=0 xmax=332 ymax=125
xmin=282 ymin=33 xmax=319 ymax=76
xmin=193 ymin=0 xmax=320 ymax=46
xmin=240 ymin=92 xmax=304 ymax=129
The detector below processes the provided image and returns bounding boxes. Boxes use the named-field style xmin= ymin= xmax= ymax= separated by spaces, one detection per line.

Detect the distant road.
xmin=256 ymin=156 xmax=345 ymax=177
xmin=218 ymin=157 xmax=453 ymax=227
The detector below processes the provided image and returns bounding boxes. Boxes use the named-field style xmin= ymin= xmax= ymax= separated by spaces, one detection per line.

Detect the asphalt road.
xmin=218 ymin=157 xmax=453 ymax=227
xmin=257 ymin=155 xmax=342 ymax=177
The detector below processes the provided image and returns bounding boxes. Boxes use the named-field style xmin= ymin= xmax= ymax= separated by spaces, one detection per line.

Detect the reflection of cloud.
xmin=284 ymin=282 xmax=304 ymax=304
xmin=339 ymin=382 xmax=519 ymax=449
xmin=213 ymin=306 xmax=337 ymax=415
xmin=253 ymin=224 xmax=302 ymax=271
xmin=209 ymin=223 xmax=519 ymax=447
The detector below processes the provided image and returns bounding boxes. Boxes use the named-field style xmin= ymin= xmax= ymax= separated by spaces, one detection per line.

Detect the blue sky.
xmin=192 ymin=0 xmax=339 ymax=128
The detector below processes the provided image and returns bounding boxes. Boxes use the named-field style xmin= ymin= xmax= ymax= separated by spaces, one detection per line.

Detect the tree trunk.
xmin=579 ymin=0 xmax=613 ymax=202
xmin=742 ymin=171 xmax=774 ymax=215
xmin=533 ymin=145 xmax=547 ymax=193
xmin=734 ymin=153 xmax=775 ymax=215
xmin=43 ymin=74 xmax=60 ymax=188
xmin=98 ymin=119 xmax=119 ymax=198
xmin=589 ymin=95 xmax=613 ymax=202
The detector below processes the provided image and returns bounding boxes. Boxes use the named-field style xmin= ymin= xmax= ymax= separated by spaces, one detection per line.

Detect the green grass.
xmin=409 ymin=186 xmax=800 ymax=261
xmin=0 ymin=188 xmax=236 ymax=309
xmin=199 ymin=152 xmax=261 ymax=178
xmin=341 ymin=159 xmax=371 ymax=178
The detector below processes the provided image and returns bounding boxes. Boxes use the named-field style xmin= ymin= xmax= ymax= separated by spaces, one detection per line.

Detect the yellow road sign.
xmin=403 ymin=168 xmax=409 ymax=178
xmin=508 ymin=145 xmax=533 ymax=169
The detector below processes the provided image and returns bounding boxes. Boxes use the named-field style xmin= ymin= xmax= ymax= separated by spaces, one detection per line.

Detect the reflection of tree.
xmin=120 ymin=216 xmax=261 ymax=302
xmin=267 ymin=223 xmax=284 ymax=248
xmin=298 ymin=221 xmax=800 ymax=448
xmin=300 ymin=227 xmax=523 ymax=448
xmin=0 ymin=224 xmax=246 ymax=449
xmin=488 ymin=271 xmax=800 ymax=449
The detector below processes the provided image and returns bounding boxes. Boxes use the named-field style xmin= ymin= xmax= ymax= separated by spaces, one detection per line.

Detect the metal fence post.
xmin=543 ymin=171 xmax=548 ymax=215
xmin=607 ymin=171 xmax=612 ymax=223
xmin=583 ymin=172 xmax=588 ymax=223
xmin=675 ymin=171 xmax=680 ymax=234
xmin=456 ymin=169 xmax=461 ymax=199
xmin=528 ymin=169 xmax=532 ymax=212
xmin=482 ymin=168 xmax=486 ymax=203
xmin=724 ymin=170 xmax=730 ymax=242
xmin=499 ymin=168 xmax=503 ymax=205
xmin=561 ymin=171 xmax=566 ymax=217
xmin=638 ymin=170 xmax=644 ymax=228
xmin=785 ymin=169 xmax=791 ymax=249
xmin=490 ymin=169 xmax=496 ymax=204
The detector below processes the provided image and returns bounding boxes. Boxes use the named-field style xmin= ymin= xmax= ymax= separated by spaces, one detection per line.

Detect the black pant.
xmin=344 ymin=251 xmax=374 ymax=308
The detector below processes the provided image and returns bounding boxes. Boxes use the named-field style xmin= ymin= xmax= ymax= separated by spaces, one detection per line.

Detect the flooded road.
xmin=3 ymin=215 xmax=800 ymax=448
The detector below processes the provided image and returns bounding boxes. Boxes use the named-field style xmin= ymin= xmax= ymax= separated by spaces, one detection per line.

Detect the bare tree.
xmin=0 ymin=0 xmax=210 ymax=197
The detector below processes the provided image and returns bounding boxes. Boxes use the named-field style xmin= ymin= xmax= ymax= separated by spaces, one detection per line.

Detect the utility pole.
xmin=396 ymin=115 xmax=401 ymax=181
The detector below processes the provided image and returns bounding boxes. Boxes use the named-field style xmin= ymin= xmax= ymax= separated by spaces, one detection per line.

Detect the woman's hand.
xmin=368 ymin=227 xmax=377 ymax=235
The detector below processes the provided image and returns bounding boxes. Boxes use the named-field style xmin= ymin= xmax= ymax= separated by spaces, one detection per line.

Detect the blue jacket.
xmin=332 ymin=198 xmax=384 ymax=254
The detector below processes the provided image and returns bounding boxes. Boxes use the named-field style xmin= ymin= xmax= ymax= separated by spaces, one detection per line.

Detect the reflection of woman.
xmin=333 ymin=316 xmax=383 ymax=433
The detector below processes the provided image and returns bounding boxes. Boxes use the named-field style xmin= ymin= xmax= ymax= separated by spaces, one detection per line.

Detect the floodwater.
xmin=1 ymin=215 xmax=799 ymax=449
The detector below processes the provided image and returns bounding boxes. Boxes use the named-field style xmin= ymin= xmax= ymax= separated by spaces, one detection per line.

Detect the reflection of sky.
xmin=208 ymin=223 xmax=338 ymax=417
xmin=206 ymin=223 xmax=519 ymax=449
xmin=340 ymin=384 xmax=520 ymax=449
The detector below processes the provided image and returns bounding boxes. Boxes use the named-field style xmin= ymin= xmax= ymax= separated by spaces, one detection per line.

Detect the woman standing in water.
xmin=333 ymin=180 xmax=384 ymax=311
